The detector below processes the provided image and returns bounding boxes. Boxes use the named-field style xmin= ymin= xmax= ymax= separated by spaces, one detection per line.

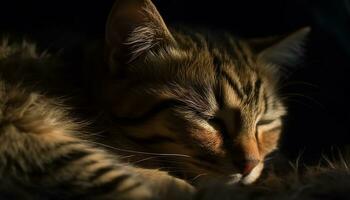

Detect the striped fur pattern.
xmin=0 ymin=0 xmax=310 ymax=199
xmin=0 ymin=40 xmax=194 ymax=200
xmin=99 ymin=0 xmax=309 ymax=186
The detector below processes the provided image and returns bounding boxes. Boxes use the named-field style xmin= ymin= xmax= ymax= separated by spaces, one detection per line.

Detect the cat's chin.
xmin=227 ymin=163 xmax=264 ymax=185
xmin=241 ymin=162 xmax=264 ymax=185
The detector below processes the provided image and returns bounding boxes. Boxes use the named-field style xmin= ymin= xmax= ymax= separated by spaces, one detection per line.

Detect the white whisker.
xmin=87 ymin=140 xmax=192 ymax=158
xmin=191 ymin=173 xmax=207 ymax=182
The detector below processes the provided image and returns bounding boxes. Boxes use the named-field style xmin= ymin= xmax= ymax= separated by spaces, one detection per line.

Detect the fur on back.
xmin=0 ymin=39 xmax=194 ymax=200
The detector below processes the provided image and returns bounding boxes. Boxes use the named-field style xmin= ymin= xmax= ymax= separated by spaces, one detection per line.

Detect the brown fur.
xmin=0 ymin=0 xmax=326 ymax=199
xmin=0 ymin=39 xmax=194 ymax=200
xmin=93 ymin=0 xmax=309 ymax=185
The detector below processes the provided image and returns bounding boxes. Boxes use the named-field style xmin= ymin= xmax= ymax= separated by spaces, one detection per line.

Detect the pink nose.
xmin=242 ymin=159 xmax=260 ymax=175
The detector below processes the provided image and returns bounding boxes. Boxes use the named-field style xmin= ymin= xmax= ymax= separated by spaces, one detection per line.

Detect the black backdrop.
xmin=1 ymin=0 xmax=349 ymax=163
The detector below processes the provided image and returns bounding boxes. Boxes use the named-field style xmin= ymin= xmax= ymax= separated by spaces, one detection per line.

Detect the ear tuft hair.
xmin=106 ymin=0 xmax=174 ymax=64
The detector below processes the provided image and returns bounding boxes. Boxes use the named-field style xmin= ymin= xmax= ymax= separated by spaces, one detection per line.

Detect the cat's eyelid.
xmin=257 ymin=119 xmax=275 ymax=126
xmin=207 ymin=116 xmax=223 ymax=123
xmin=206 ymin=115 xmax=217 ymax=121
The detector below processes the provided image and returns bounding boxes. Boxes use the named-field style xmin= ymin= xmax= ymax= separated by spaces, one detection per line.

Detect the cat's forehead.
xmin=140 ymin=30 xmax=274 ymax=99
xmin=171 ymin=30 xmax=262 ymax=76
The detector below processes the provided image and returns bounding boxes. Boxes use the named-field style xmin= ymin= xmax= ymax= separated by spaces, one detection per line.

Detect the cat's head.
xmin=100 ymin=0 xmax=310 ymax=185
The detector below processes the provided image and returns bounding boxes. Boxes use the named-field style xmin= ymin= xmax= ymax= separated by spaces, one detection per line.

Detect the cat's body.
xmin=0 ymin=39 xmax=195 ymax=200
xmin=2 ymin=0 xmax=343 ymax=199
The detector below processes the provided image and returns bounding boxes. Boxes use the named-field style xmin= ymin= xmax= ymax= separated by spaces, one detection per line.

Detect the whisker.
xmin=280 ymin=93 xmax=325 ymax=109
xmin=131 ymin=156 xmax=181 ymax=164
xmin=191 ymin=173 xmax=208 ymax=182
xmin=283 ymin=99 xmax=316 ymax=109
xmin=85 ymin=140 xmax=193 ymax=158
xmin=276 ymin=81 xmax=319 ymax=92
xmin=120 ymin=155 xmax=135 ymax=160
xmin=283 ymin=81 xmax=319 ymax=88
xmin=265 ymin=96 xmax=313 ymax=110
xmin=266 ymin=95 xmax=324 ymax=112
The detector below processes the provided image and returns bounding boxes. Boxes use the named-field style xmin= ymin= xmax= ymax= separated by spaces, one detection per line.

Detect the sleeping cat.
xmin=0 ymin=0 xmax=310 ymax=199
xmin=91 ymin=0 xmax=309 ymax=185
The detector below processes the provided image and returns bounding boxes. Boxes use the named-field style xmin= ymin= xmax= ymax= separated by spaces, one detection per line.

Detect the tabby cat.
xmin=0 ymin=0 xmax=310 ymax=199
xmin=92 ymin=0 xmax=309 ymax=185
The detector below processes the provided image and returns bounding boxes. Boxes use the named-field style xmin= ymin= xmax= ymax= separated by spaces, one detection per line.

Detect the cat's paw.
xmin=134 ymin=168 xmax=195 ymax=200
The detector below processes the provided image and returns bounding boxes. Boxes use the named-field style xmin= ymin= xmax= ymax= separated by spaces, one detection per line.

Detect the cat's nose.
xmin=241 ymin=159 xmax=260 ymax=175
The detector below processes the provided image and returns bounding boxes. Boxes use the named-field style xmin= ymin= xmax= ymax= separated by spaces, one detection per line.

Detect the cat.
xmin=0 ymin=0 xmax=311 ymax=199
xmin=89 ymin=0 xmax=309 ymax=186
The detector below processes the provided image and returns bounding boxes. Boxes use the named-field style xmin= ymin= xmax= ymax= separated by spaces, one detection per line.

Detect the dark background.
xmin=1 ymin=0 xmax=349 ymax=163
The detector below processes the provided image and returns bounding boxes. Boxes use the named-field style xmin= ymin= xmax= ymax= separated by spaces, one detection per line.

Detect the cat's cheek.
xmin=191 ymin=129 xmax=226 ymax=156
xmin=258 ymin=129 xmax=281 ymax=156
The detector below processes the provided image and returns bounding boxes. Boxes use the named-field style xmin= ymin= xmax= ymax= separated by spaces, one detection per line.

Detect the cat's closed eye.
xmin=100 ymin=0 xmax=309 ymax=186
xmin=257 ymin=119 xmax=275 ymax=126
xmin=208 ymin=117 xmax=227 ymax=134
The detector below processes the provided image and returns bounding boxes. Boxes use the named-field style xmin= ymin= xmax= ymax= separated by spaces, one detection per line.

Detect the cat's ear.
xmin=105 ymin=0 xmax=174 ymax=65
xmin=251 ymin=27 xmax=311 ymax=67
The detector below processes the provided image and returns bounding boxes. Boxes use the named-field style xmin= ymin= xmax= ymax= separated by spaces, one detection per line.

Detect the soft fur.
xmin=0 ymin=39 xmax=194 ymax=200
xmin=1 ymin=0 xmax=348 ymax=200
xmin=93 ymin=0 xmax=308 ymax=185
xmin=197 ymin=157 xmax=350 ymax=200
